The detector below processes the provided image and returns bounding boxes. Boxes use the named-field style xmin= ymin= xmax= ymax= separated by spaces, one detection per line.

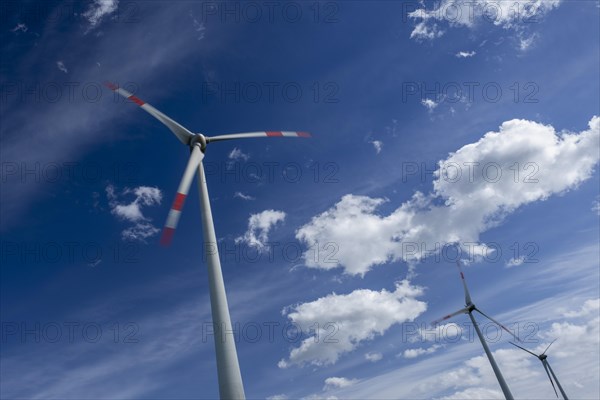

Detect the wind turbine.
xmin=105 ymin=82 xmax=310 ymax=400
xmin=431 ymin=260 xmax=520 ymax=400
xmin=510 ymin=340 xmax=569 ymax=399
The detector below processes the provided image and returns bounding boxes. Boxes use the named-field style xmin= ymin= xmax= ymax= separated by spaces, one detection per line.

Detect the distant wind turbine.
xmin=510 ymin=340 xmax=569 ymax=399
xmin=105 ymin=82 xmax=310 ymax=400
xmin=432 ymin=260 xmax=520 ymax=400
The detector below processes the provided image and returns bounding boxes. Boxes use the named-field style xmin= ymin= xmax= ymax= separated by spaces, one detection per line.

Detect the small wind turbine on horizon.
xmin=510 ymin=339 xmax=569 ymax=400
xmin=431 ymin=260 xmax=521 ymax=400
xmin=105 ymin=82 xmax=311 ymax=400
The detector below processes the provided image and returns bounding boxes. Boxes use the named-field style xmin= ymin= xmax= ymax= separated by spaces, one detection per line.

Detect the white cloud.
xmin=267 ymin=395 xmax=289 ymax=400
xmin=409 ymin=0 xmax=562 ymax=43
xmin=228 ymin=147 xmax=250 ymax=161
xmin=365 ymin=352 xmax=383 ymax=362
xmin=278 ymin=280 xmax=427 ymax=367
xmin=236 ymin=210 xmax=286 ymax=250
xmin=234 ymin=192 xmax=255 ymax=201
xmin=402 ymin=344 xmax=442 ymax=359
xmin=296 ymin=117 xmax=600 ymax=276
xmin=456 ymin=50 xmax=476 ymax=58
xmin=438 ymin=387 xmax=503 ymax=399
xmin=417 ymin=322 xmax=465 ymax=343
xmin=11 ymin=23 xmax=28 ymax=33
xmin=421 ymin=98 xmax=438 ymax=112
xmin=370 ymin=140 xmax=383 ymax=154
xmin=107 ymin=185 xmax=162 ymax=242
xmin=301 ymin=257 xmax=600 ymax=400
xmin=121 ymin=222 xmax=160 ymax=242
xmin=563 ymin=298 xmax=600 ymax=318
xmin=505 ymin=256 xmax=525 ymax=268
xmin=56 ymin=61 xmax=68 ymax=74
xmin=518 ymin=33 xmax=538 ymax=51
xmin=323 ymin=377 xmax=359 ymax=391
xmin=410 ymin=21 xmax=444 ymax=41
xmin=83 ymin=0 xmax=119 ymax=29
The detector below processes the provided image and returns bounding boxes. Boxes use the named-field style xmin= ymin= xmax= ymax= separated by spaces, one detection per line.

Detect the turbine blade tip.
xmin=104 ymin=81 xmax=118 ymax=91
xmin=160 ymin=227 xmax=176 ymax=246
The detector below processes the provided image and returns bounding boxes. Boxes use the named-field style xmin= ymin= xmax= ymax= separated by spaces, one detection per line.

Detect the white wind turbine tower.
xmin=105 ymin=82 xmax=310 ymax=400
xmin=510 ymin=339 xmax=569 ymax=399
xmin=431 ymin=260 xmax=520 ymax=400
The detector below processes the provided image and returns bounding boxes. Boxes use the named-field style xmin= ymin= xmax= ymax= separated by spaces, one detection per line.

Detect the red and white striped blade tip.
xmin=160 ymin=192 xmax=187 ymax=246
xmin=160 ymin=227 xmax=175 ymax=246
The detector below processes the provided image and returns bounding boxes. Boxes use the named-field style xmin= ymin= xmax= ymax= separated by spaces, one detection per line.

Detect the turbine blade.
xmin=431 ymin=307 xmax=468 ymax=327
xmin=455 ymin=260 xmax=473 ymax=305
xmin=105 ymin=82 xmax=194 ymax=145
xmin=509 ymin=341 xmax=539 ymax=358
xmin=542 ymin=339 xmax=557 ymax=355
xmin=543 ymin=360 xmax=559 ymax=398
xmin=207 ymin=131 xmax=311 ymax=142
xmin=474 ymin=308 xmax=521 ymax=342
xmin=160 ymin=145 xmax=205 ymax=246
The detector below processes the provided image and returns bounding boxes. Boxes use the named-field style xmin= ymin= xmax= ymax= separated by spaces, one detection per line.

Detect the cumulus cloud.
xmin=323 ymin=377 xmax=359 ymax=391
xmin=236 ymin=210 xmax=286 ymax=250
xmin=438 ymin=387 xmax=503 ymax=399
xmin=56 ymin=61 xmax=68 ymax=74
xmin=506 ymin=256 xmax=526 ymax=268
xmin=562 ymin=298 xmax=600 ymax=318
xmin=408 ymin=0 xmax=562 ymax=43
xmin=228 ymin=147 xmax=250 ymax=161
xmin=370 ymin=140 xmax=384 ymax=154
xmin=421 ymin=98 xmax=438 ymax=112
xmin=296 ymin=117 xmax=599 ymax=276
xmin=402 ymin=344 xmax=442 ymax=359
xmin=365 ymin=352 xmax=383 ymax=362
xmin=278 ymin=280 xmax=426 ymax=367
xmin=83 ymin=0 xmax=119 ymax=29
xmin=266 ymin=395 xmax=288 ymax=400
xmin=410 ymin=21 xmax=444 ymax=41
xmin=456 ymin=50 xmax=476 ymax=58
xmin=106 ymin=184 xmax=162 ymax=242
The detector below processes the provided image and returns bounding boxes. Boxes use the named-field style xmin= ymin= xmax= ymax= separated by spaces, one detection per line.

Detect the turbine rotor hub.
xmin=190 ymin=134 xmax=207 ymax=152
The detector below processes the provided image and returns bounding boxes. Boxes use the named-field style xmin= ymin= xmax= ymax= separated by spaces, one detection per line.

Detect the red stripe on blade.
xmin=297 ymin=131 xmax=311 ymax=137
xmin=128 ymin=95 xmax=145 ymax=106
xmin=172 ymin=192 xmax=186 ymax=211
xmin=266 ymin=131 xmax=283 ymax=137
xmin=160 ymin=227 xmax=176 ymax=246
xmin=105 ymin=82 xmax=118 ymax=91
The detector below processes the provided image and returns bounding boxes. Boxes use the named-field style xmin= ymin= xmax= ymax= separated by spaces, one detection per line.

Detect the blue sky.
xmin=1 ymin=1 xmax=599 ymax=399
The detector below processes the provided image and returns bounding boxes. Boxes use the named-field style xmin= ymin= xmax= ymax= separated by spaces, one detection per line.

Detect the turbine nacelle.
xmin=190 ymin=134 xmax=207 ymax=151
